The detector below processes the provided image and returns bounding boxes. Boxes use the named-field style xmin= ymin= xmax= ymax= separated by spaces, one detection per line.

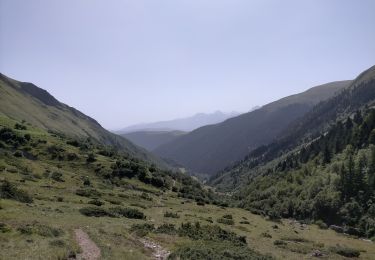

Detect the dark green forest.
xmin=234 ymin=108 xmax=375 ymax=238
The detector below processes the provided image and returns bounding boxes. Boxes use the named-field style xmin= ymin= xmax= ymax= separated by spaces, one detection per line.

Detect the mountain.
xmin=121 ymin=130 xmax=187 ymax=151
xmin=209 ymin=65 xmax=375 ymax=238
xmin=1 ymin=109 xmax=373 ymax=259
xmin=0 ymin=73 xmax=165 ymax=166
xmin=154 ymin=81 xmax=351 ymax=175
xmin=116 ymin=111 xmax=240 ymax=133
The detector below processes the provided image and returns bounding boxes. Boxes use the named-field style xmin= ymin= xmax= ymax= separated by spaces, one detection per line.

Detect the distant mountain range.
xmin=116 ymin=111 xmax=241 ymax=134
xmin=154 ymin=80 xmax=351 ymax=175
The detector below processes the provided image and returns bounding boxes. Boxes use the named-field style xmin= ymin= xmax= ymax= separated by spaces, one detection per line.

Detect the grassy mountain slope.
xmin=0 ymin=73 xmax=165 ymax=167
xmin=122 ymin=130 xmax=187 ymax=151
xmin=155 ymin=81 xmax=351 ymax=175
xmin=1 ymin=116 xmax=374 ymax=259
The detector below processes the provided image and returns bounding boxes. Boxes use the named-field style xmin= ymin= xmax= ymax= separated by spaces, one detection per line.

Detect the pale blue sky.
xmin=1 ymin=0 xmax=374 ymax=129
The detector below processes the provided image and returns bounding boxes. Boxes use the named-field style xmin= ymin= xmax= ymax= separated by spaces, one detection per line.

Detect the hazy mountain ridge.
xmin=154 ymin=80 xmax=351 ymax=175
xmin=117 ymin=111 xmax=240 ymax=133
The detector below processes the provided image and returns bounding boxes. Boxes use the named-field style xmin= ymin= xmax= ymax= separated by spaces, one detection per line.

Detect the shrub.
xmin=0 ymin=223 xmax=12 ymax=233
xmin=178 ymin=222 xmax=246 ymax=246
xmin=14 ymin=123 xmax=27 ymax=130
xmin=169 ymin=241 xmax=273 ymax=260
xmin=51 ymin=172 xmax=64 ymax=182
xmin=261 ymin=232 xmax=272 ymax=238
xmin=86 ymin=153 xmax=96 ymax=163
xmin=67 ymin=153 xmax=79 ymax=161
xmin=156 ymin=224 xmax=177 ymax=235
xmin=75 ymin=188 xmax=101 ymax=198
xmin=83 ymin=176 xmax=91 ymax=186
xmin=330 ymin=246 xmax=361 ymax=258
xmin=66 ymin=140 xmax=80 ymax=147
xmin=106 ymin=197 xmax=122 ymax=205
xmin=17 ymin=223 xmax=64 ymax=237
xmin=273 ymin=240 xmax=287 ymax=246
xmin=79 ymin=206 xmax=111 ymax=217
xmin=197 ymin=201 xmax=205 ymax=206
xmin=49 ymin=239 xmax=66 ymax=247
xmin=217 ymin=217 xmax=234 ymax=225
xmin=0 ymin=180 xmax=33 ymax=203
xmin=164 ymin=211 xmax=180 ymax=218
xmin=13 ymin=150 xmax=23 ymax=157
xmin=130 ymin=203 xmax=147 ymax=209
xmin=315 ymin=220 xmax=328 ymax=229
xmin=130 ymin=223 xmax=155 ymax=237
xmin=108 ymin=207 xmax=145 ymax=219
xmin=88 ymin=199 xmax=104 ymax=206
xmin=140 ymin=192 xmax=153 ymax=201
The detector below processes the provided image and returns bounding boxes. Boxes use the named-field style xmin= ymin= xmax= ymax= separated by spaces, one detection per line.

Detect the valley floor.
xmin=1 ymin=177 xmax=374 ymax=260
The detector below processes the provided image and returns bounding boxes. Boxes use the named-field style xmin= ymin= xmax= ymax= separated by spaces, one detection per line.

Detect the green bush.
xmin=330 ymin=246 xmax=361 ymax=258
xmin=273 ymin=240 xmax=287 ymax=246
xmin=108 ymin=207 xmax=145 ymax=219
xmin=217 ymin=217 xmax=234 ymax=225
xmin=315 ymin=220 xmax=328 ymax=229
xmin=156 ymin=224 xmax=177 ymax=235
xmin=51 ymin=172 xmax=64 ymax=182
xmin=17 ymin=223 xmax=64 ymax=237
xmin=0 ymin=223 xmax=12 ymax=233
xmin=164 ymin=211 xmax=180 ymax=218
xmin=178 ymin=222 xmax=246 ymax=246
xmin=0 ymin=180 xmax=33 ymax=203
xmin=130 ymin=223 xmax=155 ymax=237
xmin=88 ymin=199 xmax=104 ymax=206
xmin=49 ymin=239 xmax=66 ymax=247
xmin=86 ymin=153 xmax=96 ymax=163
xmin=169 ymin=241 xmax=273 ymax=260
xmin=75 ymin=188 xmax=101 ymax=198
xmin=79 ymin=206 xmax=111 ymax=217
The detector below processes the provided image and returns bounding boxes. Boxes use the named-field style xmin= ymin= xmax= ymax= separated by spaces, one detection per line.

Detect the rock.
xmin=329 ymin=225 xmax=344 ymax=233
xmin=311 ymin=250 xmax=323 ymax=257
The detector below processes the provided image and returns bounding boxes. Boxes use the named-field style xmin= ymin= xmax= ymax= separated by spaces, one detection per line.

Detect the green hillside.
xmin=210 ymin=65 xmax=375 ymax=240
xmin=155 ymin=81 xmax=351 ymax=175
xmin=0 ymin=73 xmax=165 ymax=167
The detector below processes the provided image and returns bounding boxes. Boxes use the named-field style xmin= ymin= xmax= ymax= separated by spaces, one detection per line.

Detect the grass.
xmin=1 ymin=116 xmax=375 ymax=259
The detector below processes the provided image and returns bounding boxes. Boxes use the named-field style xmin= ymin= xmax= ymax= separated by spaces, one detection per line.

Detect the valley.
xmin=1 ymin=66 xmax=375 ymax=259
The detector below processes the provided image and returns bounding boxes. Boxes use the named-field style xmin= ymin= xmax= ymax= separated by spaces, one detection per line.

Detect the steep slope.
xmin=155 ymin=81 xmax=351 ymax=175
xmin=122 ymin=130 xmax=187 ymax=151
xmin=117 ymin=111 xmax=240 ymax=133
xmin=211 ymin=65 xmax=375 ymax=191
xmin=208 ymin=65 xmax=375 ymax=237
xmin=0 ymin=73 xmax=164 ymax=166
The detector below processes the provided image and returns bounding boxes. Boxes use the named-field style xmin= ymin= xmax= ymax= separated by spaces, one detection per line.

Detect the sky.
xmin=1 ymin=0 xmax=375 ymax=130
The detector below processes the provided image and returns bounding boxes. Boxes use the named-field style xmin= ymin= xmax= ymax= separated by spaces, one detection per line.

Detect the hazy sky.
xmin=1 ymin=0 xmax=375 ymax=129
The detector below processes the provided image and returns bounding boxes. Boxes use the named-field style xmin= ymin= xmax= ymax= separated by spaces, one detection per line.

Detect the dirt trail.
xmin=74 ymin=228 xmax=101 ymax=260
xmin=139 ymin=238 xmax=170 ymax=260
